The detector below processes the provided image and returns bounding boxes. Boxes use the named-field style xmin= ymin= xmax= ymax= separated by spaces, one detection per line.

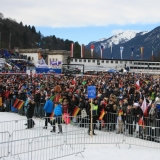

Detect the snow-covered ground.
xmin=0 ymin=112 xmax=160 ymax=160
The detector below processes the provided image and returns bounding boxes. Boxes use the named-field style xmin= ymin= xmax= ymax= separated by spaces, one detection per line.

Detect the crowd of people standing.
xmin=0 ymin=72 xmax=160 ymax=140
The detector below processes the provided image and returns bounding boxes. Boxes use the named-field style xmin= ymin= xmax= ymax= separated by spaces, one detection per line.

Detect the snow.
xmin=0 ymin=112 xmax=160 ymax=160
xmin=90 ymin=30 xmax=148 ymax=53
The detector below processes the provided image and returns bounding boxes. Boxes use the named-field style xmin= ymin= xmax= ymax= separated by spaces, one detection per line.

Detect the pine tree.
xmin=31 ymin=26 xmax=36 ymax=33
xmin=74 ymin=42 xmax=81 ymax=58
xmin=19 ymin=21 xmax=23 ymax=26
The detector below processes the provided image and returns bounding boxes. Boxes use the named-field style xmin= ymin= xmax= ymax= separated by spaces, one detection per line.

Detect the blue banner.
xmin=87 ymin=86 xmax=96 ymax=99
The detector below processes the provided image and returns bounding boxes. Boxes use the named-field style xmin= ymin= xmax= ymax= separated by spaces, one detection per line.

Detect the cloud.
xmin=0 ymin=0 xmax=160 ymax=28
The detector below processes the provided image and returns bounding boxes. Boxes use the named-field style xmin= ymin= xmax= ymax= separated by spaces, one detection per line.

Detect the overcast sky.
xmin=1 ymin=0 xmax=160 ymax=44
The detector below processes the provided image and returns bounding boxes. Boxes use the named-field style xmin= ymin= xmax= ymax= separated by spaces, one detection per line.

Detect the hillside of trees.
xmin=0 ymin=13 xmax=97 ymax=58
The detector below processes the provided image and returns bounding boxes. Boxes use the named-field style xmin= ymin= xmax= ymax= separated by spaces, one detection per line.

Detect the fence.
xmin=0 ymin=113 xmax=160 ymax=159
xmin=0 ymin=128 xmax=85 ymax=160
xmin=31 ymin=129 xmax=85 ymax=160
xmin=0 ymin=132 xmax=10 ymax=159
xmin=124 ymin=119 xmax=160 ymax=149
xmin=0 ymin=118 xmax=44 ymax=133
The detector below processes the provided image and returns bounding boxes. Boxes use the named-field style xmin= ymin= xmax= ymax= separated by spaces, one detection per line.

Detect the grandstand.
xmin=0 ymin=49 xmax=34 ymax=72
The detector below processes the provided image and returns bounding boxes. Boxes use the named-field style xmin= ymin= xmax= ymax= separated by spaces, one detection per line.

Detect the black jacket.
xmin=132 ymin=107 xmax=143 ymax=122
xmin=34 ymin=93 xmax=40 ymax=103
xmin=78 ymin=100 xmax=86 ymax=109
xmin=26 ymin=101 xmax=35 ymax=118
xmin=40 ymin=95 xmax=45 ymax=104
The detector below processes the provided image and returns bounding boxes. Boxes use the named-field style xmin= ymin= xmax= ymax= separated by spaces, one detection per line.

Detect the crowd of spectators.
xmin=0 ymin=72 xmax=160 ymax=140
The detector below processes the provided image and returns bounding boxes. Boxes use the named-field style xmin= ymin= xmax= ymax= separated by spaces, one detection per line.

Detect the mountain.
xmin=89 ymin=30 xmax=148 ymax=48
xmin=86 ymin=30 xmax=149 ymax=59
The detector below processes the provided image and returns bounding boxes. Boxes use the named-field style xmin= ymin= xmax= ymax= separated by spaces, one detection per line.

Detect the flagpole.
xmin=131 ymin=47 xmax=134 ymax=60
xmin=70 ymin=43 xmax=74 ymax=57
xmin=120 ymin=46 xmax=123 ymax=60
xmin=90 ymin=98 xmax=93 ymax=137
xmin=100 ymin=45 xmax=103 ymax=59
xmin=101 ymin=49 xmax=102 ymax=59
xmin=81 ymin=44 xmax=83 ymax=58
xmin=152 ymin=46 xmax=154 ymax=61
xmin=152 ymin=50 xmax=153 ymax=61
xmin=111 ymin=44 xmax=113 ymax=59
xmin=91 ymin=44 xmax=94 ymax=58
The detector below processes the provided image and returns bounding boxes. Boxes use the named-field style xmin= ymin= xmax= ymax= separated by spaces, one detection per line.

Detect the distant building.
xmin=19 ymin=48 xmax=70 ymax=68
xmin=70 ymin=57 xmax=160 ymax=74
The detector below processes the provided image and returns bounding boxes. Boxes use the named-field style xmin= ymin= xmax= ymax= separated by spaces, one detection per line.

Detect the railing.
xmin=0 ymin=113 xmax=160 ymax=159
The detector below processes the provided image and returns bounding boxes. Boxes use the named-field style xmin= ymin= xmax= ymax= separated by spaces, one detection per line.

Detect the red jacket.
xmin=4 ymin=90 xmax=10 ymax=99
xmin=62 ymin=104 xmax=69 ymax=114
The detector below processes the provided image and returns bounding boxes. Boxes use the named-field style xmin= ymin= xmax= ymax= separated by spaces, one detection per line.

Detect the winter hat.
xmin=133 ymin=102 xmax=139 ymax=107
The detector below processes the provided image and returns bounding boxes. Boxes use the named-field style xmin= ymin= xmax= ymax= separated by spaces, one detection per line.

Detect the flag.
xmin=118 ymin=109 xmax=123 ymax=116
xmin=110 ymin=44 xmax=113 ymax=59
xmin=141 ymin=97 xmax=147 ymax=113
xmin=17 ymin=100 xmax=24 ymax=110
xmin=138 ymin=117 xmax=144 ymax=128
xmin=72 ymin=107 xmax=80 ymax=117
xmin=63 ymin=113 xmax=70 ymax=124
xmin=143 ymin=106 xmax=149 ymax=117
xmin=120 ymin=46 xmax=124 ymax=59
xmin=100 ymin=45 xmax=104 ymax=59
xmin=99 ymin=109 xmax=105 ymax=120
xmin=152 ymin=46 xmax=154 ymax=61
xmin=131 ymin=47 xmax=134 ymax=59
xmin=13 ymin=99 xmax=20 ymax=108
xmin=0 ymin=97 xmax=2 ymax=106
xmin=70 ymin=43 xmax=74 ymax=57
xmin=135 ymin=80 xmax=140 ymax=90
xmin=140 ymin=47 xmax=144 ymax=60
xmin=81 ymin=44 xmax=84 ymax=58
xmin=91 ymin=44 xmax=94 ymax=58
xmin=72 ymin=78 xmax=76 ymax=85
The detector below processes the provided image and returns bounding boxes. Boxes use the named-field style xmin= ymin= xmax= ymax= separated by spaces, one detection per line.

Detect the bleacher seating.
xmin=0 ymin=49 xmax=34 ymax=72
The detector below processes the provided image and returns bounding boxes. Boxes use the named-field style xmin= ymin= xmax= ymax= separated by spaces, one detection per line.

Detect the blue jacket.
xmin=54 ymin=104 xmax=62 ymax=116
xmin=44 ymin=99 xmax=53 ymax=113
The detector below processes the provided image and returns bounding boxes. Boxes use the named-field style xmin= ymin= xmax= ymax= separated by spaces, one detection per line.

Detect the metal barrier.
xmin=31 ymin=129 xmax=85 ymax=160
xmin=0 ymin=113 xmax=160 ymax=160
xmin=0 ymin=132 xmax=10 ymax=159
xmin=125 ymin=123 xmax=160 ymax=149
xmin=8 ymin=129 xmax=85 ymax=160
xmin=84 ymin=122 xmax=124 ymax=145
xmin=11 ymin=127 xmax=52 ymax=141
xmin=10 ymin=138 xmax=30 ymax=160
xmin=0 ymin=117 xmax=43 ymax=133
xmin=62 ymin=113 xmax=123 ymax=146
